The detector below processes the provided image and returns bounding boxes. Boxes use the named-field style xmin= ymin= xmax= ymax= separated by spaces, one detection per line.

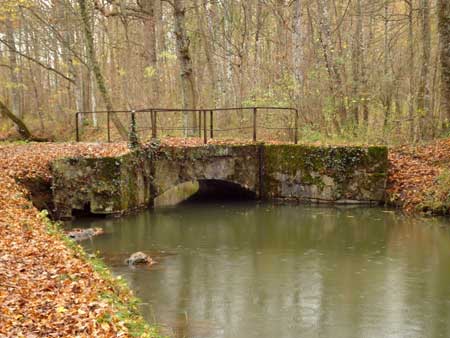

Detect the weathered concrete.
xmin=52 ymin=150 xmax=152 ymax=219
xmin=153 ymin=145 xmax=260 ymax=198
xmin=263 ymin=145 xmax=388 ymax=203
xmin=154 ymin=181 xmax=199 ymax=208
xmin=51 ymin=144 xmax=388 ymax=218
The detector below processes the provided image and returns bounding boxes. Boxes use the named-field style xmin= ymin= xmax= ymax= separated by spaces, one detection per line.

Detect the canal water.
xmin=75 ymin=203 xmax=450 ymax=338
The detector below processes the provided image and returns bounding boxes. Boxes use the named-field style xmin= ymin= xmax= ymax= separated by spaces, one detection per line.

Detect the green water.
xmin=75 ymin=203 xmax=450 ymax=338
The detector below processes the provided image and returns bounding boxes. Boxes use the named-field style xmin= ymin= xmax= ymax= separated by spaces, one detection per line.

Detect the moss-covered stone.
xmin=263 ymin=144 xmax=388 ymax=202
xmin=51 ymin=143 xmax=388 ymax=218
xmin=51 ymin=151 xmax=152 ymax=219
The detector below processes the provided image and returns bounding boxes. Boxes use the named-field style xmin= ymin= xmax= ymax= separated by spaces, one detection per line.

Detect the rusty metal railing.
xmin=75 ymin=107 xmax=299 ymax=144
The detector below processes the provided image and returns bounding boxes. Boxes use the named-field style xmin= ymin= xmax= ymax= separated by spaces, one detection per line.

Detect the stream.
xmin=74 ymin=203 xmax=450 ymax=338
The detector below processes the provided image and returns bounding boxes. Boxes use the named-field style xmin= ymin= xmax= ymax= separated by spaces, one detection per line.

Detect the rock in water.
xmin=126 ymin=251 xmax=155 ymax=266
xmin=67 ymin=227 xmax=104 ymax=241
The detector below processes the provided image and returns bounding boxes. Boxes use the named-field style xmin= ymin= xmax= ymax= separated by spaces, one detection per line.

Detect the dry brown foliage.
xmin=0 ymin=142 xmax=131 ymax=337
xmin=387 ymin=138 xmax=449 ymax=212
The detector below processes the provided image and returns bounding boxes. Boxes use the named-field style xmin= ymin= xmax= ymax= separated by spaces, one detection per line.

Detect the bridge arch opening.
xmin=185 ymin=179 xmax=256 ymax=203
xmin=153 ymin=179 xmax=256 ymax=208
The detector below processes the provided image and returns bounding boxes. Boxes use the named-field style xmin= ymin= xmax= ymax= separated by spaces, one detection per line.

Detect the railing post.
xmin=152 ymin=111 xmax=157 ymax=138
xmin=198 ymin=110 xmax=202 ymax=138
xmin=150 ymin=109 xmax=153 ymax=137
xmin=107 ymin=111 xmax=111 ymax=143
xmin=203 ymin=110 xmax=207 ymax=144
xmin=129 ymin=110 xmax=139 ymax=148
xmin=210 ymin=110 xmax=213 ymax=139
xmin=75 ymin=112 xmax=80 ymax=142
xmin=294 ymin=109 xmax=299 ymax=144
xmin=253 ymin=107 xmax=257 ymax=142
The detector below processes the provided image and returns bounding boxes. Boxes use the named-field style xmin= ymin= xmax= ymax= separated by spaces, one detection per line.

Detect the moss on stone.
xmin=367 ymin=146 xmax=389 ymax=172
xmin=263 ymin=144 xmax=387 ymax=201
xmin=52 ymin=143 xmax=388 ymax=216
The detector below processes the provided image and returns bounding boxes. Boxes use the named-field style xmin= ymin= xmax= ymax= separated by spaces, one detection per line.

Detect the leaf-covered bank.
xmin=387 ymin=138 xmax=450 ymax=215
xmin=0 ymin=142 xmax=163 ymax=337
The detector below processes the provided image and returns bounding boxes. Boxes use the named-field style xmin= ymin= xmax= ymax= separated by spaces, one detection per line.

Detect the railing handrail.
xmin=75 ymin=106 xmax=298 ymax=114
xmin=75 ymin=106 xmax=299 ymax=144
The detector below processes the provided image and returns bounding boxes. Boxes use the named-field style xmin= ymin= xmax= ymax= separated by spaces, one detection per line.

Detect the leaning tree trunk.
xmin=438 ymin=0 xmax=450 ymax=123
xmin=0 ymin=99 xmax=33 ymax=140
xmin=173 ymin=0 xmax=197 ymax=137
xmin=77 ymin=0 xmax=127 ymax=140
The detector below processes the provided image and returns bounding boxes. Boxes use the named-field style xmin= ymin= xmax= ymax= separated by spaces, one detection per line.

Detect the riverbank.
xmin=0 ymin=139 xmax=448 ymax=335
xmin=387 ymin=138 xmax=450 ymax=215
xmin=0 ymin=143 xmax=162 ymax=337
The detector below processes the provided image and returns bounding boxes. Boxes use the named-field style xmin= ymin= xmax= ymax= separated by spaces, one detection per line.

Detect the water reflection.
xmin=75 ymin=204 xmax=450 ymax=338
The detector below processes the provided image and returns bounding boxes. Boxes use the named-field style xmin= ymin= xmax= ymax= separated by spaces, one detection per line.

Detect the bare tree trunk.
xmin=90 ymin=69 xmax=98 ymax=127
xmin=77 ymin=0 xmax=127 ymax=139
xmin=0 ymin=99 xmax=35 ymax=140
xmin=60 ymin=2 xmax=84 ymax=127
xmin=438 ymin=0 xmax=450 ymax=122
xmin=316 ymin=0 xmax=346 ymax=130
xmin=292 ymin=0 xmax=304 ymax=106
xmin=360 ymin=5 xmax=370 ymax=127
xmin=351 ymin=0 xmax=363 ymax=125
xmin=382 ymin=1 xmax=392 ymax=134
xmin=195 ymin=0 xmax=218 ymax=106
xmin=417 ymin=0 xmax=431 ymax=138
xmin=205 ymin=1 xmax=224 ymax=106
xmin=172 ymin=0 xmax=197 ymax=136
xmin=407 ymin=0 xmax=415 ymax=137
xmin=221 ymin=1 xmax=235 ymax=109
xmin=6 ymin=21 xmax=23 ymax=120
xmin=275 ymin=0 xmax=287 ymax=78
xmin=142 ymin=0 xmax=159 ymax=106
xmin=254 ymin=0 xmax=263 ymax=81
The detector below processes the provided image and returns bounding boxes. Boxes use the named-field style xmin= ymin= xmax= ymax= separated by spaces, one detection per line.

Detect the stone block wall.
xmin=153 ymin=145 xmax=260 ymax=197
xmin=263 ymin=145 xmax=388 ymax=203
xmin=50 ymin=144 xmax=389 ymax=218
xmin=52 ymin=150 xmax=152 ymax=219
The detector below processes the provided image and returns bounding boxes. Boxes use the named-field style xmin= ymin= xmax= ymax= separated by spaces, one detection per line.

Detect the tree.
xmin=141 ymin=0 xmax=160 ymax=106
xmin=5 ymin=19 xmax=22 ymax=120
xmin=171 ymin=0 xmax=197 ymax=136
xmin=77 ymin=0 xmax=127 ymax=139
xmin=316 ymin=0 xmax=346 ymax=131
xmin=0 ymin=99 xmax=36 ymax=140
xmin=0 ymin=0 xmax=446 ymax=143
xmin=417 ymin=0 xmax=431 ymax=138
xmin=292 ymin=0 xmax=303 ymax=107
xmin=438 ymin=0 xmax=450 ymax=122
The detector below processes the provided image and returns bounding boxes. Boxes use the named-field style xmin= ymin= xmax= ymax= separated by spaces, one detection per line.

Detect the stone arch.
xmin=153 ymin=179 xmax=257 ymax=208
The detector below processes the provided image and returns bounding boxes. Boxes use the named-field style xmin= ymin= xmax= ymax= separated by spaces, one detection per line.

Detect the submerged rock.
xmin=126 ymin=251 xmax=156 ymax=266
xmin=66 ymin=227 xmax=104 ymax=241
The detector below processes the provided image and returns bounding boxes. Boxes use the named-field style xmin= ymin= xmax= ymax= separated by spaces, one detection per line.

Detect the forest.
xmin=2 ymin=2 xmax=450 ymax=337
xmin=0 ymin=0 xmax=449 ymax=144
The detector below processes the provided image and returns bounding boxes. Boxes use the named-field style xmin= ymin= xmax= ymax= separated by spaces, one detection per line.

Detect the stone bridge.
xmin=51 ymin=144 xmax=388 ymax=219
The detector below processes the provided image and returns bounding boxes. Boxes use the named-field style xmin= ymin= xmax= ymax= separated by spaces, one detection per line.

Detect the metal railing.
xmin=75 ymin=107 xmax=299 ymax=144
